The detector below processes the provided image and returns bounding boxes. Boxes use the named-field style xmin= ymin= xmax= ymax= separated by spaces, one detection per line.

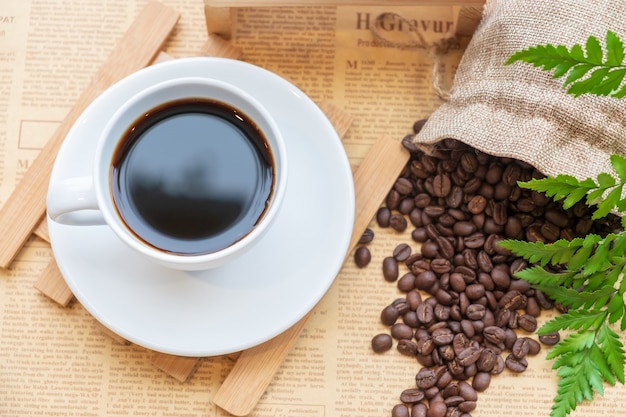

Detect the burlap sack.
xmin=415 ymin=0 xmax=626 ymax=180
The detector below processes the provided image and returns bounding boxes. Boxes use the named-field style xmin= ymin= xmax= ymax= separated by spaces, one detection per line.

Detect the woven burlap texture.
xmin=415 ymin=0 xmax=626 ymax=180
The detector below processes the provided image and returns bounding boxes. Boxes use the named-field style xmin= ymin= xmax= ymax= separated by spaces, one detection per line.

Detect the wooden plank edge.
xmin=0 ymin=1 xmax=180 ymax=269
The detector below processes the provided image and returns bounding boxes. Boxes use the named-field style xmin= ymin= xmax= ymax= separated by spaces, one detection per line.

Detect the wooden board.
xmin=213 ymin=136 xmax=410 ymax=416
xmin=0 ymin=1 xmax=180 ymax=269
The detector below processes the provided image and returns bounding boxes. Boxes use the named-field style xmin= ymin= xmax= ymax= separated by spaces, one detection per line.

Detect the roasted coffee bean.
xmin=541 ymin=221 xmax=560 ymax=242
xmin=354 ymin=246 xmax=371 ymax=268
xmin=415 ymin=367 xmax=438 ymax=389
xmin=395 ymin=177 xmax=414 ymax=195
xmin=393 ymin=243 xmax=412 ymax=262
xmin=452 ymin=221 xmax=476 ymax=237
xmin=399 ymin=198 xmax=415 ymax=214
xmin=449 ymin=273 xmax=467 ymax=292
xmin=421 ymin=241 xmax=440 ymax=258
xmin=415 ymin=193 xmax=432 ymax=208
xmin=490 ymin=354 xmax=506 ymax=375
xmin=415 ymin=270 xmax=437 ymax=291
xmin=392 ymin=404 xmax=410 ymax=417
xmin=403 ymin=311 xmax=420 ymax=328
xmin=400 ymin=388 xmax=425 ymax=404
xmin=444 ymin=396 xmax=464 ymax=407
xmin=434 ymin=304 xmax=451 ymax=321
xmin=439 ymin=344 xmax=456 ymax=362
xmin=485 ymin=162 xmax=503 ymax=185
xmin=499 ymin=290 xmax=526 ymax=310
xmin=413 ymin=119 xmax=428 ymax=134
xmin=390 ymin=213 xmax=408 ymax=232
xmin=412 ymin=228 xmax=429 ymax=243
xmin=545 ymin=208 xmax=569 ymax=228
xmin=433 ymin=174 xmax=452 ymax=197
xmin=509 ymin=278 xmax=531 ymax=293
xmin=432 ymin=327 xmax=455 ymax=346
xmin=476 ymin=250 xmax=493 ymax=272
xmin=503 ymin=328 xmax=517 ymax=350
xmin=525 ymin=296 xmax=541 ymax=317
xmin=358 ymin=228 xmax=375 ymax=244
xmin=464 ymin=283 xmax=485 ymax=300
xmin=391 ymin=323 xmax=414 ymax=340
xmin=466 ymin=304 xmax=486 ymax=320
xmin=492 ymin=201 xmax=508 ymax=226
xmin=483 ymin=326 xmax=506 ymax=344
xmin=387 ymin=190 xmax=401 ymax=210
xmin=436 ymin=236 xmax=456 ymax=259
xmin=464 ymin=232 xmax=486 ymax=249
xmin=460 ymin=152 xmax=479 ymax=173
xmin=416 ymin=337 xmax=435 ymax=356
xmin=467 ymin=195 xmax=487 ymax=214
xmin=397 ymin=273 xmax=417 ymax=292
xmin=431 ymin=258 xmax=453 ymax=275
xmin=427 ymin=401 xmax=448 ymax=417
xmin=457 ymin=346 xmax=481 ymax=366
xmin=416 ymin=303 xmax=435 ymax=325
xmin=526 ymin=338 xmax=541 ymax=355
xmin=397 ymin=339 xmax=418 ymax=357
xmin=377 ymin=207 xmax=391 ymax=228
xmin=392 ymin=298 xmax=411 ymax=315
xmin=406 ymin=290 xmax=423 ymax=310
xmin=383 ymin=257 xmax=399 ymax=282
xmin=511 ymin=337 xmax=530 ymax=359
xmin=371 ymin=333 xmax=393 ymax=353
xmin=539 ymin=331 xmax=561 ymax=345
xmin=472 ymin=372 xmax=491 ymax=392
xmin=476 ymin=348 xmax=497 ymax=372
xmin=505 ymin=354 xmax=528 ymax=372
xmin=380 ymin=304 xmax=400 ymax=326
xmin=535 ymin=290 xmax=555 ymax=309
xmin=517 ymin=314 xmax=538 ymax=332
xmin=446 ymin=186 xmax=464 ymax=208
xmin=424 ymin=205 xmax=446 ymax=218
xmin=458 ymin=401 xmax=477 ymax=413
xmin=411 ymin=403 xmax=428 ymax=417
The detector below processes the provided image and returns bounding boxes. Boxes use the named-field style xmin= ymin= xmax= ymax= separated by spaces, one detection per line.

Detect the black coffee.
xmin=111 ymin=98 xmax=274 ymax=255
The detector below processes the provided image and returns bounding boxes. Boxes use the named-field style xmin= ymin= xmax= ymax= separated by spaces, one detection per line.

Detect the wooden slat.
xmin=213 ymin=136 xmax=410 ymax=416
xmin=319 ymin=101 xmax=354 ymax=139
xmin=151 ymin=352 xmax=203 ymax=383
xmin=204 ymin=6 xmax=235 ymax=40
xmin=203 ymin=0 xmax=484 ymax=6
xmin=198 ymin=33 xmax=243 ymax=59
xmin=33 ymin=260 xmax=74 ymax=307
xmin=0 ymin=1 xmax=180 ymax=269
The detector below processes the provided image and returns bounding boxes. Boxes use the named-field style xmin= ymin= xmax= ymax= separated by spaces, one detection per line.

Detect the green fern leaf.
xmin=539 ymin=309 xmax=607 ymax=333
xmin=605 ymin=30 xmax=625 ymax=66
xmin=597 ymin=323 xmax=626 ymax=384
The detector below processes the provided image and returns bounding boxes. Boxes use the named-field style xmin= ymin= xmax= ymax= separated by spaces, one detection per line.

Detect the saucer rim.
xmin=47 ymin=57 xmax=355 ymax=356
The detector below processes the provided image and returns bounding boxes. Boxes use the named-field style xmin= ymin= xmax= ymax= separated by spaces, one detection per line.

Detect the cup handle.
xmin=47 ymin=176 xmax=105 ymax=225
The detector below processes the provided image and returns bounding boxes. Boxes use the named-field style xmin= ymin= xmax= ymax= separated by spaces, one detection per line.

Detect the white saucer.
xmin=47 ymin=57 xmax=355 ymax=357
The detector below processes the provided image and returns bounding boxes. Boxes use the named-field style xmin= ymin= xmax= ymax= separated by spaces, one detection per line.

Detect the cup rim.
xmin=94 ymin=76 xmax=288 ymax=269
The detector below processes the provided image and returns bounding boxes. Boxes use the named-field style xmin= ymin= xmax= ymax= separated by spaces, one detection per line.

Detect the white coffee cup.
xmin=47 ymin=75 xmax=288 ymax=271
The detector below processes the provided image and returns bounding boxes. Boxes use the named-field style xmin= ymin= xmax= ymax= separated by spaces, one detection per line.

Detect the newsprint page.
xmin=1 ymin=1 xmax=626 ymax=417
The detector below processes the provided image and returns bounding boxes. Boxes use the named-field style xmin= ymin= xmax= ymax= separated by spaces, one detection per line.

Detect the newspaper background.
xmin=1 ymin=1 xmax=625 ymax=416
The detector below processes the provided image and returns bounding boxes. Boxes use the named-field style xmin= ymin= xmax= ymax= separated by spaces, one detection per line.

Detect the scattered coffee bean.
xmin=371 ymin=333 xmax=393 ymax=353
xmin=400 ymin=388 xmax=425 ymax=404
xmin=354 ymin=246 xmax=371 ymax=268
xmin=505 ymin=354 xmax=528 ymax=373
xmin=392 ymin=403 xmax=410 ymax=417
xmin=538 ymin=331 xmax=561 ymax=345
xmin=383 ymin=257 xmax=399 ymax=282
xmin=359 ymin=228 xmax=375 ymax=244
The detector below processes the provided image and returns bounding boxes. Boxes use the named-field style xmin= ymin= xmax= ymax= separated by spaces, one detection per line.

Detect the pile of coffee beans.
xmin=357 ymin=121 xmax=621 ymax=417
